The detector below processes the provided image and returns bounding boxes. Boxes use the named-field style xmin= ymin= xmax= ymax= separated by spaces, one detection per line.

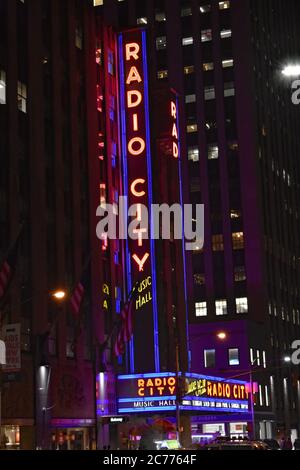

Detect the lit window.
xmin=157 ymin=70 xmax=168 ymax=79
xmin=230 ymin=209 xmax=241 ymax=219
xmin=224 ymin=81 xmax=235 ymax=97
xmin=228 ymin=141 xmax=238 ymax=151
xmin=75 ymin=27 xmax=83 ymax=49
xmin=182 ymin=37 xmax=193 ymax=46
xmin=155 ymin=12 xmax=166 ymax=22
xmin=262 ymin=351 xmax=266 ymax=368
xmin=212 ymin=234 xmax=224 ymax=251
xmin=222 ymin=59 xmax=233 ymax=68
xmin=220 ymin=29 xmax=232 ymax=39
xmin=200 ymin=4 xmax=211 ymax=13
xmin=201 ymin=29 xmax=212 ymax=42
xmin=228 ymin=348 xmax=239 ymax=366
xmin=184 ymin=65 xmax=194 ymax=74
xmin=0 ymin=70 xmax=6 ymax=104
xmin=181 ymin=6 xmax=192 ymax=16
xmin=216 ymin=299 xmax=227 ymax=316
xmin=265 ymin=385 xmax=269 ymax=406
xmin=93 ymin=0 xmax=103 ymax=5
xmin=188 ymin=146 xmax=199 ymax=161
xmin=108 ymin=50 xmax=114 ymax=75
xmin=17 ymin=81 xmax=27 ymax=113
xmin=208 ymin=144 xmax=218 ymax=159
xmin=234 ymin=266 xmax=246 ymax=282
xmin=156 ymin=36 xmax=167 ymax=50
xmin=137 ymin=17 xmax=148 ymax=24
xmin=250 ymin=348 xmax=254 ymax=363
xmin=185 ymin=94 xmax=196 ymax=103
xmin=232 ymin=232 xmax=244 ymax=249
xmin=187 ymin=123 xmax=197 ymax=133
xmin=236 ymin=297 xmax=248 ymax=314
xmin=204 ymin=349 xmax=215 ymax=368
xmin=204 ymin=85 xmax=215 ymax=100
xmin=206 ymin=121 xmax=217 ymax=130
xmin=219 ymin=1 xmax=230 ymax=9
xmin=203 ymin=62 xmax=214 ymax=71
xmin=194 ymin=274 xmax=205 ymax=285
xmin=195 ymin=301 xmax=207 ymax=317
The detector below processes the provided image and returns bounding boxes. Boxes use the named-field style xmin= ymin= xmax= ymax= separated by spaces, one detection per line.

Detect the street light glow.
xmin=217 ymin=331 xmax=227 ymax=340
xmin=282 ymin=65 xmax=300 ymax=77
xmin=52 ymin=289 xmax=67 ymax=300
xmin=283 ymin=356 xmax=291 ymax=363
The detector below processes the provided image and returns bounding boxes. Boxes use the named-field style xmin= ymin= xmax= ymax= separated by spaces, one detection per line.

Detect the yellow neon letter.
xmin=130 ymin=179 xmax=146 ymax=197
xmin=132 ymin=253 xmax=149 ymax=272
xmin=171 ymin=101 xmax=177 ymax=119
xmin=125 ymin=42 xmax=140 ymax=61
xmin=128 ymin=137 xmax=145 ymax=156
xmin=127 ymin=90 xmax=142 ymax=108
xmin=126 ymin=66 xmax=142 ymax=84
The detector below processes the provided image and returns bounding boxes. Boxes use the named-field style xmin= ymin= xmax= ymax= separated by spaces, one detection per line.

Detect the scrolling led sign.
xmin=119 ymin=29 xmax=159 ymax=372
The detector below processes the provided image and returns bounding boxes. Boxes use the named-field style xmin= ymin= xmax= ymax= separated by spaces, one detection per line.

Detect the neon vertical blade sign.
xmin=118 ymin=29 xmax=159 ymax=373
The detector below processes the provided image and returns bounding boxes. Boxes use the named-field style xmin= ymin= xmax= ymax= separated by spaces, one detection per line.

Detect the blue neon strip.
xmin=142 ymin=30 xmax=160 ymax=372
xmin=118 ymin=395 xmax=176 ymax=403
xmin=118 ymin=372 xmax=176 ymax=380
xmin=118 ymin=406 xmax=176 ymax=413
xmin=118 ymin=33 xmax=135 ymax=372
xmin=176 ymin=96 xmax=190 ymax=368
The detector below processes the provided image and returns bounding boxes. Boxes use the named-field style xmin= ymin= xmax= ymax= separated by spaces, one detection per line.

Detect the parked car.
xmin=263 ymin=439 xmax=280 ymax=450
xmin=202 ymin=439 xmax=270 ymax=450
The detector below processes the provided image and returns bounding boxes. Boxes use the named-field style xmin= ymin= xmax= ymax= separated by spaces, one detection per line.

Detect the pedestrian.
xmin=283 ymin=437 xmax=293 ymax=450
xmin=279 ymin=436 xmax=286 ymax=450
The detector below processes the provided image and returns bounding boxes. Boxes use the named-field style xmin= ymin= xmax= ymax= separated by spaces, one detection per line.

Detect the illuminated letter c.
xmin=131 ymin=179 xmax=146 ymax=197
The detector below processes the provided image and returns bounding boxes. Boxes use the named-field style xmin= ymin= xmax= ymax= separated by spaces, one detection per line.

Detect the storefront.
xmin=50 ymin=419 xmax=96 ymax=450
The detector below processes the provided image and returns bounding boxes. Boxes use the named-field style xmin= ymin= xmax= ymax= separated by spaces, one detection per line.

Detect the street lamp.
xmin=281 ymin=65 xmax=300 ymax=77
xmin=283 ymin=356 xmax=291 ymax=363
xmin=51 ymin=289 xmax=67 ymax=301
xmin=216 ymin=331 xmax=227 ymax=340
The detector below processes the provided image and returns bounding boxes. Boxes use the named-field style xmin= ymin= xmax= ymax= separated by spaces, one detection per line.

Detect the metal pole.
xmin=175 ymin=340 xmax=180 ymax=444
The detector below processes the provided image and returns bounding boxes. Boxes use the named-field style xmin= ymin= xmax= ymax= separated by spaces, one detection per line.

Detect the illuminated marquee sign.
xmin=117 ymin=373 xmax=249 ymax=414
xmin=119 ymin=29 xmax=159 ymax=372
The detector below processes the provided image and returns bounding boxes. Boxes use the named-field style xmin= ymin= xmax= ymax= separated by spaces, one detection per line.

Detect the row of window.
xmin=193 ymin=232 xmax=244 ymax=253
xmin=194 ymin=266 xmax=246 ymax=286
xmin=156 ymin=29 xmax=232 ymax=50
xmin=269 ymin=303 xmax=300 ymax=325
xmin=195 ymin=297 xmax=248 ymax=317
xmin=188 ymin=142 xmax=238 ymax=162
xmin=157 ymin=58 xmax=234 ymax=80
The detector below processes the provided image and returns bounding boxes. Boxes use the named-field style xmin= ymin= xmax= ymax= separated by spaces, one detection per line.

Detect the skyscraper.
xmin=99 ymin=0 xmax=300 ymax=439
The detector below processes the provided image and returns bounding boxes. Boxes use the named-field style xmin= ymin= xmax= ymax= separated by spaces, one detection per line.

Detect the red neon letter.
xmin=130 ymin=179 xmax=146 ymax=197
xmin=125 ymin=42 xmax=140 ymax=61
xmin=132 ymin=253 xmax=149 ymax=271
xmin=171 ymin=101 xmax=177 ymax=119
xmin=126 ymin=66 xmax=142 ymax=85
xmin=127 ymin=90 xmax=142 ymax=108
xmin=128 ymin=137 xmax=145 ymax=156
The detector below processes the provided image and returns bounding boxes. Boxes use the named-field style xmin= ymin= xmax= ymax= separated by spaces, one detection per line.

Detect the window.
xmin=208 ymin=144 xmax=218 ymax=159
xmin=204 ymin=86 xmax=215 ymax=100
xmin=157 ymin=70 xmax=168 ymax=79
xmin=216 ymin=299 xmax=227 ymax=316
xmin=224 ymin=81 xmax=235 ymax=97
xmin=156 ymin=36 xmax=167 ymax=50
xmin=187 ymin=123 xmax=197 ymax=133
xmin=232 ymin=232 xmax=244 ymax=249
xmin=200 ymin=4 xmax=211 ymax=13
xmin=219 ymin=1 xmax=230 ymax=9
xmin=212 ymin=235 xmax=224 ymax=251
xmin=262 ymin=350 xmax=266 ymax=368
xmin=201 ymin=29 xmax=212 ymax=42
xmin=137 ymin=17 xmax=147 ymax=24
xmin=259 ymin=384 xmax=263 ymax=406
xmin=17 ymin=81 xmax=27 ymax=113
xmin=75 ymin=27 xmax=83 ymax=49
xmin=185 ymin=94 xmax=196 ymax=103
xmin=188 ymin=146 xmax=199 ymax=161
xmin=182 ymin=37 xmax=193 ymax=46
xmin=0 ymin=70 xmax=6 ymax=104
xmin=256 ymin=350 xmax=260 ymax=366
xmin=234 ymin=266 xmax=246 ymax=282
xmin=236 ymin=297 xmax=248 ymax=314
xmin=194 ymin=274 xmax=205 ymax=285
xmin=195 ymin=301 xmax=207 ymax=317
xmin=230 ymin=209 xmax=241 ymax=219
xmin=220 ymin=29 xmax=232 ymax=39
xmin=265 ymin=385 xmax=269 ymax=406
xmin=184 ymin=65 xmax=194 ymax=74
xmin=203 ymin=62 xmax=214 ymax=71
xmin=155 ymin=12 xmax=166 ymax=22
xmin=228 ymin=348 xmax=239 ymax=366
xmin=181 ymin=6 xmax=192 ymax=16
xmin=250 ymin=348 xmax=254 ymax=363
xmin=204 ymin=349 xmax=215 ymax=368
xmin=93 ymin=0 xmax=103 ymax=5
xmin=222 ymin=59 xmax=233 ymax=68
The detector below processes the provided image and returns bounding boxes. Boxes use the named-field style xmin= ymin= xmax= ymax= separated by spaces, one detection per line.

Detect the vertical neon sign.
xmin=119 ymin=29 xmax=159 ymax=373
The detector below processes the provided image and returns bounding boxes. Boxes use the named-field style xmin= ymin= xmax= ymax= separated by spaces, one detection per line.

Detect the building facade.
xmin=99 ymin=0 xmax=300 ymax=439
